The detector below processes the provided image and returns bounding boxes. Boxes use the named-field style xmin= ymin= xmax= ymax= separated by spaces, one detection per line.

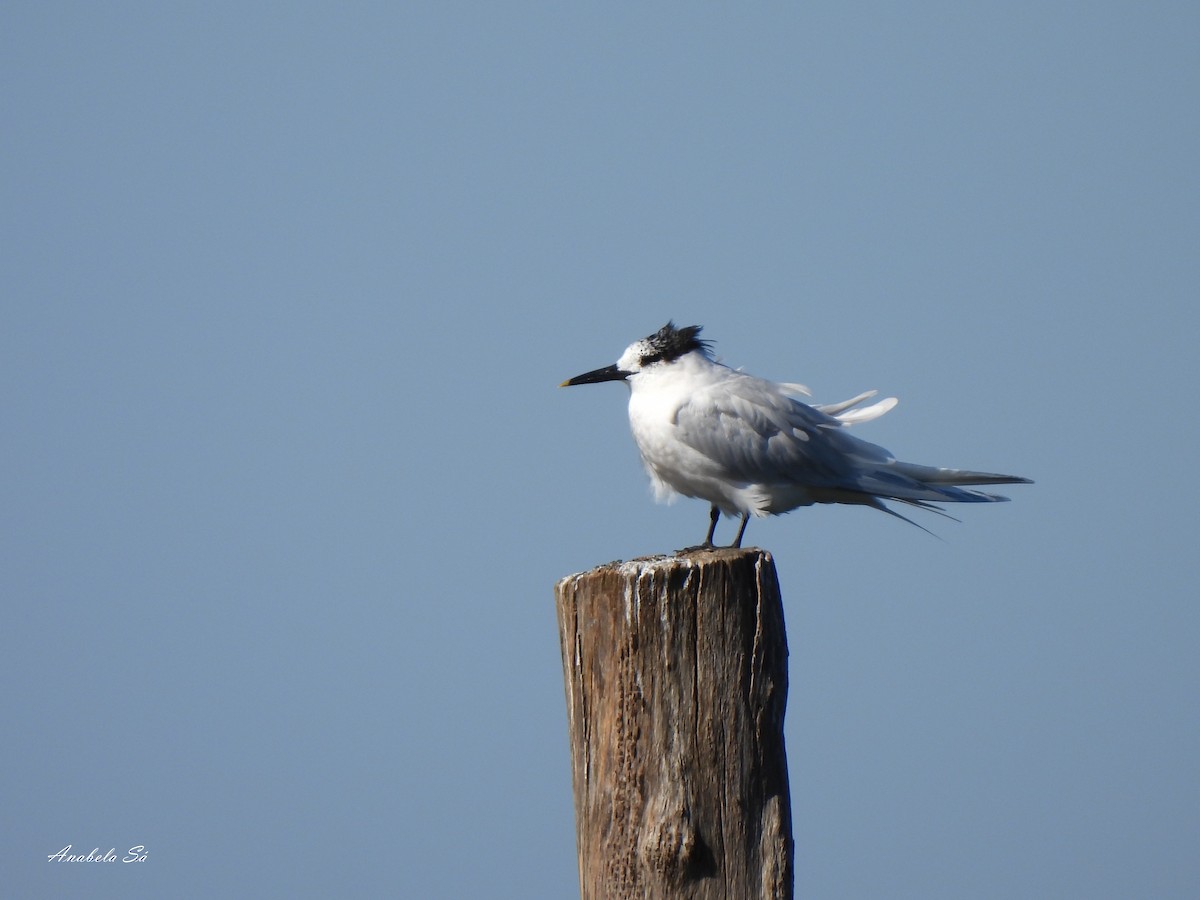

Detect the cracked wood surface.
xmin=555 ymin=548 xmax=793 ymax=899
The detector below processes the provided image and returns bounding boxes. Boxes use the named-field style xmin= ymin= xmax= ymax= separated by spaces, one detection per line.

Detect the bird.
xmin=561 ymin=321 xmax=1031 ymax=548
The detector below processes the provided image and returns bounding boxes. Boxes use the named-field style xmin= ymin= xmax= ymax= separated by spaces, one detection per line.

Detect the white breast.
xmin=625 ymin=355 xmax=770 ymax=515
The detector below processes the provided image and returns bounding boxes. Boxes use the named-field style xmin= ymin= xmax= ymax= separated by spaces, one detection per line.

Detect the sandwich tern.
xmin=562 ymin=321 xmax=1031 ymax=547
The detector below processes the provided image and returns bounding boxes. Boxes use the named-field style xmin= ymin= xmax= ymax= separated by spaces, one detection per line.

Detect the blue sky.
xmin=3 ymin=3 xmax=1197 ymax=898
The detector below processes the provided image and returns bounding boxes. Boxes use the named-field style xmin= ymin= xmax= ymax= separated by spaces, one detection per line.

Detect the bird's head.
xmin=560 ymin=321 xmax=710 ymax=387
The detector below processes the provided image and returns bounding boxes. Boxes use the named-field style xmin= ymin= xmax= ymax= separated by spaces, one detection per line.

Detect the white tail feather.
xmin=815 ymin=390 xmax=899 ymax=425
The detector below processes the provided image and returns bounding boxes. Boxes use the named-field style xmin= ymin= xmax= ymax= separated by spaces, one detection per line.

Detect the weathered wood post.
xmin=555 ymin=547 xmax=793 ymax=899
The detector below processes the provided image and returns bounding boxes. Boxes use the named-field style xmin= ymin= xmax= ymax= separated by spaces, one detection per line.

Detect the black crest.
xmin=639 ymin=321 xmax=711 ymax=366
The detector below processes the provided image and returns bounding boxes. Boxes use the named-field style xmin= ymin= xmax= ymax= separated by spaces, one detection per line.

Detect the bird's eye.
xmin=640 ymin=352 xmax=663 ymax=366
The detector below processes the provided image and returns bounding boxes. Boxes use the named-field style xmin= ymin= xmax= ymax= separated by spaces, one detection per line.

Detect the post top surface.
xmin=557 ymin=546 xmax=774 ymax=588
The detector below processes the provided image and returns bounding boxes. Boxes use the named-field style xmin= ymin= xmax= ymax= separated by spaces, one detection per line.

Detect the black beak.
xmin=560 ymin=364 xmax=630 ymax=387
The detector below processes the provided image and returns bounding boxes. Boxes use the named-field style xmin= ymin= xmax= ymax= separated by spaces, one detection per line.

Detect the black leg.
xmin=703 ymin=505 xmax=720 ymax=547
xmin=731 ymin=513 xmax=750 ymax=548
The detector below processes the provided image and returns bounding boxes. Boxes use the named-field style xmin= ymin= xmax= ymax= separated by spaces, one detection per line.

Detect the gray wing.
xmin=672 ymin=373 xmax=894 ymax=490
xmin=673 ymin=372 xmax=1024 ymax=505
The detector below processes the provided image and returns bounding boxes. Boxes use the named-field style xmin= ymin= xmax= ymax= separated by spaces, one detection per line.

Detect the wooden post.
xmin=555 ymin=547 xmax=793 ymax=899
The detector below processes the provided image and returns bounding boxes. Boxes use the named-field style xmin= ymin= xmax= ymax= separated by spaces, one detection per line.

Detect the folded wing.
xmin=673 ymin=372 xmax=1030 ymax=511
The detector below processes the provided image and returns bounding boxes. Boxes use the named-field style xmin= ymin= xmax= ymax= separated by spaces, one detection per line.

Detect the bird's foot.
xmin=675 ymin=541 xmax=717 ymax=555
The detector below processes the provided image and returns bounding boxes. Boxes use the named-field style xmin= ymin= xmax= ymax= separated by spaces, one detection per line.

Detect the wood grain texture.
xmin=555 ymin=548 xmax=792 ymax=899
